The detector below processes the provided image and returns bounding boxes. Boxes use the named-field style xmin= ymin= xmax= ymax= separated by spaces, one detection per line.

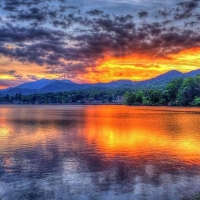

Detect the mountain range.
xmin=0 ymin=69 xmax=200 ymax=96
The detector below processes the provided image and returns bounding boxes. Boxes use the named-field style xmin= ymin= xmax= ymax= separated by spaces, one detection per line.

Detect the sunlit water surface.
xmin=0 ymin=105 xmax=200 ymax=200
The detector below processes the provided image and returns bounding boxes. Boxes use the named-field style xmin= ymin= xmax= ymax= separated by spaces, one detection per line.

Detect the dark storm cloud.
xmin=9 ymin=7 xmax=47 ymax=22
xmin=86 ymin=9 xmax=104 ymax=16
xmin=3 ymin=5 xmax=18 ymax=12
xmin=174 ymin=10 xmax=192 ymax=20
xmin=174 ymin=0 xmax=200 ymax=20
xmin=184 ymin=21 xmax=199 ymax=27
xmin=2 ymin=0 xmax=72 ymax=28
xmin=162 ymin=20 xmax=173 ymax=25
xmin=0 ymin=21 xmax=199 ymax=76
xmin=2 ymin=0 xmax=45 ymax=10
xmin=0 ymin=0 xmax=200 ymax=78
xmin=158 ymin=9 xmax=172 ymax=17
xmin=65 ymin=6 xmax=78 ymax=10
xmin=0 ymin=25 xmax=66 ymax=43
xmin=177 ymin=0 xmax=199 ymax=10
xmin=52 ymin=14 xmax=83 ymax=29
xmin=138 ymin=11 xmax=149 ymax=18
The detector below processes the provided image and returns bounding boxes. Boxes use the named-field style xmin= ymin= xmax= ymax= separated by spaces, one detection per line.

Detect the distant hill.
xmin=0 ymin=69 xmax=200 ymax=96
xmin=134 ymin=70 xmax=183 ymax=88
xmin=16 ymin=79 xmax=54 ymax=90
xmin=41 ymin=80 xmax=89 ymax=93
xmin=183 ymin=69 xmax=200 ymax=77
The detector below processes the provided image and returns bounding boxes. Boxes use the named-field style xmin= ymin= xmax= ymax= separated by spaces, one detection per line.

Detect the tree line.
xmin=124 ymin=75 xmax=200 ymax=106
xmin=0 ymin=88 xmax=129 ymax=104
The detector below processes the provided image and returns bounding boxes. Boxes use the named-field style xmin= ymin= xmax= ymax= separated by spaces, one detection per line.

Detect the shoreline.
xmin=0 ymin=103 xmax=199 ymax=107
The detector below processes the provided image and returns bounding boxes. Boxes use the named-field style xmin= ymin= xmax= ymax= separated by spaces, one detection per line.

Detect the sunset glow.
xmin=83 ymin=106 xmax=200 ymax=164
xmin=1 ymin=47 xmax=200 ymax=87
xmin=1 ymin=1 xmax=200 ymax=199
xmin=0 ymin=0 xmax=200 ymax=88
xmin=1 ymin=106 xmax=200 ymax=165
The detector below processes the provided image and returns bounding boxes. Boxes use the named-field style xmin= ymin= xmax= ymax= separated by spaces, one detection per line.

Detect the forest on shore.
xmin=124 ymin=74 xmax=200 ymax=106
xmin=0 ymin=75 xmax=200 ymax=106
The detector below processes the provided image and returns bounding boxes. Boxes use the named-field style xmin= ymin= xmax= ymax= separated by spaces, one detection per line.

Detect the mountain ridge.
xmin=1 ymin=69 xmax=200 ymax=96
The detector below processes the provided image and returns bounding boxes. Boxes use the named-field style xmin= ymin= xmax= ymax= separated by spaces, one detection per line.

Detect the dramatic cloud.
xmin=0 ymin=0 xmax=200 ymax=87
xmin=86 ymin=9 xmax=104 ymax=16
xmin=138 ymin=11 xmax=149 ymax=18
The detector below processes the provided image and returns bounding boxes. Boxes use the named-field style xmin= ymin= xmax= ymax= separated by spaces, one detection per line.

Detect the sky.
xmin=0 ymin=0 xmax=200 ymax=88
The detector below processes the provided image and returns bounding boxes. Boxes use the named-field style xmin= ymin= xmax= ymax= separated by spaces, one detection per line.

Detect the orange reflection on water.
xmin=0 ymin=107 xmax=60 ymax=153
xmin=0 ymin=123 xmax=59 ymax=153
xmin=0 ymin=127 xmax=9 ymax=137
xmin=0 ymin=105 xmax=200 ymax=166
xmin=0 ymin=105 xmax=87 ymax=155
xmin=83 ymin=106 xmax=200 ymax=164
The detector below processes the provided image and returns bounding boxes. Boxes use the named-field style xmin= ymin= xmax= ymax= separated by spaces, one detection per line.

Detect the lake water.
xmin=0 ymin=105 xmax=200 ymax=200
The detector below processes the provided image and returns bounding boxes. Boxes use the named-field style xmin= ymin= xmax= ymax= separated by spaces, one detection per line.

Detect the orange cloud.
xmin=71 ymin=47 xmax=200 ymax=83
xmin=0 ymin=47 xmax=200 ymax=88
xmin=0 ymin=57 xmax=60 ymax=88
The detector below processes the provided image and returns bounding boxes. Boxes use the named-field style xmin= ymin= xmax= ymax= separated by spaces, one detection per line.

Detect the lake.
xmin=0 ymin=105 xmax=200 ymax=200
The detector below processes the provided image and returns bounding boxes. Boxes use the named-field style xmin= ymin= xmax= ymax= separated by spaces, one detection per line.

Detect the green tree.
xmin=178 ymin=77 xmax=196 ymax=105
xmin=147 ymin=90 xmax=162 ymax=105
xmin=165 ymin=78 xmax=183 ymax=105
xmin=136 ymin=91 xmax=144 ymax=104
xmin=192 ymin=97 xmax=200 ymax=106
xmin=124 ymin=92 xmax=136 ymax=105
